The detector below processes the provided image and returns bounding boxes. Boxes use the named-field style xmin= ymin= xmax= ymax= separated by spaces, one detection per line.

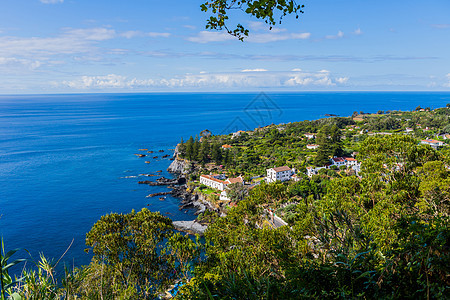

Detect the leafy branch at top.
xmin=201 ymin=0 xmax=304 ymax=41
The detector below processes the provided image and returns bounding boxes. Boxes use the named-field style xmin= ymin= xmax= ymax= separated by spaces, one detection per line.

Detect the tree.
xmin=226 ymin=182 xmax=248 ymax=203
xmin=201 ymin=0 xmax=305 ymax=41
xmin=185 ymin=136 xmax=194 ymax=160
xmin=85 ymin=209 xmax=175 ymax=298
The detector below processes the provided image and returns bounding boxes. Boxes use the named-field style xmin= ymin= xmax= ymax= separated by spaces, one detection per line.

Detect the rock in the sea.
xmin=173 ymin=220 xmax=207 ymax=235
xmin=146 ymin=191 xmax=171 ymax=198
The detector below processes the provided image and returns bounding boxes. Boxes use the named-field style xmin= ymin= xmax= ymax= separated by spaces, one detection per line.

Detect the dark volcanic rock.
xmin=146 ymin=191 xmax=171 ymax=198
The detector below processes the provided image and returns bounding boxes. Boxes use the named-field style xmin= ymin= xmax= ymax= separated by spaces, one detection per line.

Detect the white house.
xmin=330 ymin=156 xmax=347 ymax=167
xmin=304 ymin=133 xmax=315 ymax=139
xmin=306 ymin=166 xmax=327 ymax=177
xmin=405 ymin=127 xmax=414 ymax=133
xmin=345 ymin=157 xmax=358 ymax=167
xmin=200 ymin=174 xmax=226 ymax=191
xmin=200 ymin=174 xmax=243 ymax=191
xmin=266 ymin=166 xmax=294 ymax=183
xmin=421 ymin=139 xmax=444 ymax=149
xmin=306 ymin=144 xmax=319 ymax=150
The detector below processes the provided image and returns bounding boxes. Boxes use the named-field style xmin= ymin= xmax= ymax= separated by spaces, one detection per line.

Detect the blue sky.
xmin=0 ymin=0 xmax=449 ymax=93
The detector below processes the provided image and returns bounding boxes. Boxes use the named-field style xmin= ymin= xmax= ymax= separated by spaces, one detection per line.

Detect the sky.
xmin=0 ymin=0 xmax=449 ymax=93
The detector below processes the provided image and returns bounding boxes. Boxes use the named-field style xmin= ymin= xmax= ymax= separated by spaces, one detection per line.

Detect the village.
xmin=173 ymin=107 xmax=450 ymax=228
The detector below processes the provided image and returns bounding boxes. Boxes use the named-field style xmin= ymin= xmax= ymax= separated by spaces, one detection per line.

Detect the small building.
xmin=330 ymin=156 xmax=347 ymax=167
xmin=344 ymin=157 xmax=358 ymax=167
xmin=436 ymin=133 xmax=450 ymax=140
xmin=222 ymin=144 xmax=232 ymax=150
xmin=306 ymin=144 xmax=319 ymax=150
xmin=421 ymin=139 xmax=444 ymax=149
xmin=405 ymin=127 xmax=414 ymax=133
xmin=200 ymin=174 xmax=226 ymax=191
xmin=306 ymin=166 xmax=327 ymax=177
xmin=266 ymin=166 xmax=294 ymax=183
xmin=304 ymin=133 xmax=315 ymax=139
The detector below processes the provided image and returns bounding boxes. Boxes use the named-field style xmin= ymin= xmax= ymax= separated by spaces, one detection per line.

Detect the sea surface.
xmin=1 ymin=92 xmax=449 ymax=272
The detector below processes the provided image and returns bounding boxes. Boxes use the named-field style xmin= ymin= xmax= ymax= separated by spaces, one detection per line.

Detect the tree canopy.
xmin=201 ymin=0 xmax=305 ymax=40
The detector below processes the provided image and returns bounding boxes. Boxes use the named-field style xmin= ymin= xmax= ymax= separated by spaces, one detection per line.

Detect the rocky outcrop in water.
xmin=173 ymin=220 xmax=207 ymax=235
xmin=138 ymin=176 xmax=185 ymax=186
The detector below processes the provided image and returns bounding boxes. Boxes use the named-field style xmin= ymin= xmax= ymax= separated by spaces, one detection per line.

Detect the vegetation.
xmin=201 ymin=0 xmax=305 ymax=41
xmin=2 ymin=106 xmax=449 ymax=299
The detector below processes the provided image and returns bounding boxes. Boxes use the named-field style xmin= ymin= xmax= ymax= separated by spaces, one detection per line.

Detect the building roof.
xmin=272 ymin=166 xmax=292 ymax=172
xmin=307 ymin=144 xmax=319 ymax=147
xmin=344 ymin=157 xmax=357 ymax=161
xmin=200 ymin=174 xmax=225 ymax=184
xmin=226 ymin=177 xmax=244 ymax=184
xmin=222 ymin=144 xmax=232 ymax=148
xmin=331 ymin=157 xmax=346 ymax=163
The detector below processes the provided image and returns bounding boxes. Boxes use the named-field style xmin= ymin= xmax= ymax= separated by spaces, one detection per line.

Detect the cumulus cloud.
xmin=61 ymin=69 xmax=349 ymax=90
xmin=187 ymin=30 xmax=310 ymax=43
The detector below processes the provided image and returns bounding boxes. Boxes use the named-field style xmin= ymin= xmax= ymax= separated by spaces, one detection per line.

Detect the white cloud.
xmin=186 ymin=31 xmax=235 ymax=43
xmin=0 ymin=27 xmax=116 ymax=59
xmin=335 ymin=77 xmax=349 ymax=84
xmin=444 ymin=73 xmax=450 ymax=88
xmin=183 ymin=25 xmax=196 ymax=30
xmin=120 ymin=30 xmax=170 ymax=39
xmin=247 ymin=32 xmax=310 ymax=43
xmin=325 ymin=31 xmax=344 ymax=39
xmin=61 ymin=69 xmax=349 ymax=90
xmin=187 ymin=30 xmax=310 ymax=43
xmin=241 ymin=69 xmax=268 ymax=72
xmin=0 ymin=57 xmax=42 ymax=70
xmin=353 ymin=28 xmax=362 ymax=35
xmin=40 ymin=0 xmax=63 ymax=3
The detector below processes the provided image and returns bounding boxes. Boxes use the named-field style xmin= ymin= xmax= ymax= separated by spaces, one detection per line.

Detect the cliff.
xmin=167 ymin=158 xmax=187 ymax=173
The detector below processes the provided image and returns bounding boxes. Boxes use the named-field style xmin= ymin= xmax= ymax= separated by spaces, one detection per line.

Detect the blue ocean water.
xmin=1 ymin=92 xmax=449 ymax=271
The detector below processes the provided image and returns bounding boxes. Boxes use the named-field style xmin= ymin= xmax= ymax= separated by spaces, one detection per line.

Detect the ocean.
xmin=1 ymin=92 xmax=449 ymax=271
